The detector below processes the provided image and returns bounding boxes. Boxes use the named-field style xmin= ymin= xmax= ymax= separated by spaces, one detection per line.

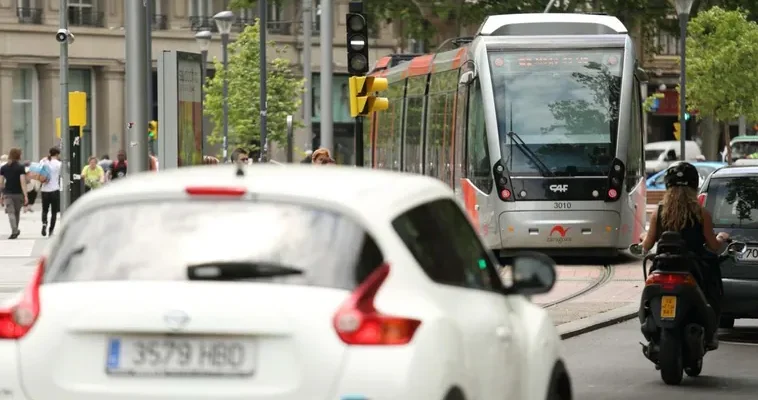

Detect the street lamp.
xmin=213 ymin=10 xmax=235 ymax=162
xmin=194 ymin=30 xmax=212 ymax=142
xmin=671 ymin=0 xmax=695 ymax=161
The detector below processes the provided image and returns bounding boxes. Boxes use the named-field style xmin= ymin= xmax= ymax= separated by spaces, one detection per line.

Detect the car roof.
xmin=710 ymin=164 xmax=758 ymax=178
xmin=645 ymin=140 xmax=697 ymax=150
xmin=730 ymin=135 xmax=758 ymax=143
xmin=65 ymin=165 xmax=454 ymax=222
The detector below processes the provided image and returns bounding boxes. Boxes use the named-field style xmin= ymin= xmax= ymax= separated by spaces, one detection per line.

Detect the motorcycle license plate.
xmin=661 ymin=296 xmax=677 ymax=319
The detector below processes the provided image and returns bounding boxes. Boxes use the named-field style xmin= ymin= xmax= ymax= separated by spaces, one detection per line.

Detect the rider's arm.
xmin=702 ymin=208 xmax=724 ymax=252
xmin=642 ymin=210 xmax=658 ymax=253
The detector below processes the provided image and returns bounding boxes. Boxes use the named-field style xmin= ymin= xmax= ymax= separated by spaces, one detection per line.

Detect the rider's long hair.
xmin=661 ymin=186 xmax=703 ymax=231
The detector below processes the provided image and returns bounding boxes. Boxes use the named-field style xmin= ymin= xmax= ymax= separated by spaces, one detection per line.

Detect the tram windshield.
xmin=489 ymin=48 xmax=623 ymax=176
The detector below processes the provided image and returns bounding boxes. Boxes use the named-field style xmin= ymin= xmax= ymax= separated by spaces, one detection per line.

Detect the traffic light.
xmin=673 ymin=122 xmax=681 ymax=141
xmin=148 ymin=120 xmax=158 ymax=140
xmin=345 ymin=2 xmax=369 ymax=75
xmin=348 ymin=76 xmax=389 ymax=117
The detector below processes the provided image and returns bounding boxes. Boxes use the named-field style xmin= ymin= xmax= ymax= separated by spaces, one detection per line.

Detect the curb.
xmin=558 ymin=302 xmax=639 ymax=339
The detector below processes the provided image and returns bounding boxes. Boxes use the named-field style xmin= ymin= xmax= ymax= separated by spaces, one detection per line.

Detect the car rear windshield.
xmin=706 ymin=177 xmax=758 ymax=228
xmin=44 ymin=201 xmax=383 ymax=290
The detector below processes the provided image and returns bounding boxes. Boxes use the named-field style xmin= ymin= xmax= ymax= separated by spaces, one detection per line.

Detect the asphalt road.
xmin=564 ymin=319 xmax=758 ymax=399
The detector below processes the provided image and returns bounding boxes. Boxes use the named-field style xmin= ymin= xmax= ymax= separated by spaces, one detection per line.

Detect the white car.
xmin=0 ymin=165 xmax=571 ymax=400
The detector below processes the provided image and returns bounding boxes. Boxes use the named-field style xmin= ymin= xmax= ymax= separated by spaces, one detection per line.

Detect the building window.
xmin=69 ymin=0 xmax=102 ymax=27
xmin=16 ymin=0 xmax=43 ymax=24
xmin=12 ymin=69 xmax=35 ymax=160
xmin=654 ymin=30 xmax=679 ymax=56
xmin=312 ymin=0 xmax=320 ymax=32
xmin=189 ymin=0 xmax=214 ymax=31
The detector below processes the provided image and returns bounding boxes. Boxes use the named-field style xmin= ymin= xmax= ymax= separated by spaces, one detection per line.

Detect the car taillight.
xmin=645 ymin=272 xmax=696 ymax=291
xmin=0 ymin=257 xmax=44 ymax=339
xmin=185 ymin=186 xmax=246 ymax=197
xmin=697 ymin=193 xmax=707 ymax=206
xmin=333 ymin=263 xmax=421 ymax=346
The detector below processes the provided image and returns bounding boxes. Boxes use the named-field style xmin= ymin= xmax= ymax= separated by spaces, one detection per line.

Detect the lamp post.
xmin=213 ymin=10 xmax=234 ymax=162
xmin=195 ymin=30 xmax=212 ymax=154
xmin=671 ymin=0 xmax=695 ymax=161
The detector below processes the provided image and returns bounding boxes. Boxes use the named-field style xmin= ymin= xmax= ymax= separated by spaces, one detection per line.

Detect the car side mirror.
xmin=727 ymin=241 xmax=747 ymax=255
xmin=509 ymin=252 xmax=556 ymax=296
xmin=629 ymin=243 xmax=644 ymax=256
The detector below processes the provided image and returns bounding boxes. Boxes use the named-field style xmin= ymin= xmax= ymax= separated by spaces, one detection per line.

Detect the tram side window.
xmin=425 ymin=69 xmax=459 ymax=184
xmin=466 ymin=78 xmax=493 ymax=193
xmin=454 ymin=73 xmax=469 ymax=191
xmin=376 ymin=80 xmax=405 ymax=171
xmin=626 ymin=78 xmax=643 ymax=192
xmin=404 ymin=76 xmax=428 ymax=174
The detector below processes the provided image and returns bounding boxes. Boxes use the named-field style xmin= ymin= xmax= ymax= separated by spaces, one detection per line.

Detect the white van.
xmin=645 ymin=140 xmax=703 ymax=176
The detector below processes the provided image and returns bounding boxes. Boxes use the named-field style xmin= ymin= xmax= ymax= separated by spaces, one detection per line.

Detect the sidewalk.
xmin=0 ymin=209 xmax=53 ymax=302
xmin=532 ymin=257 xmax=644 ymax=337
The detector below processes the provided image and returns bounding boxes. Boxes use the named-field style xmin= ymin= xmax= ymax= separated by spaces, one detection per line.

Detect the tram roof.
xmin=477 ymin=13 xmax=628 ymax=36
xmin=377 ymin=47 xmax=469 ymax=81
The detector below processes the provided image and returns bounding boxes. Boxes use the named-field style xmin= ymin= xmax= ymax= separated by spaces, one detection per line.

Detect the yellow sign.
xmin=348 ymin=76 xmax=389 ymax=117
xmin=660 ymin=295 xmax=677 ymax=319
xmin=55 ymin=91 xmax=88 ymax=138
xmin=673 ymin=122 xmax=681 ymax=141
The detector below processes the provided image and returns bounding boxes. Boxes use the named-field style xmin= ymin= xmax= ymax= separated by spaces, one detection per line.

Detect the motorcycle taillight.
xmin=645 ymin=272 xmax=697 ymax=290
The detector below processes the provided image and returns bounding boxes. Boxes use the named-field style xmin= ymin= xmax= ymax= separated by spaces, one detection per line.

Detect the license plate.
xmin=737 ymin=247 xmax=758 ymax=262
xmin=105 ymin=336 xmax=256 ymax=376
xmin=661 ymin=296 xmax=677 ymax=319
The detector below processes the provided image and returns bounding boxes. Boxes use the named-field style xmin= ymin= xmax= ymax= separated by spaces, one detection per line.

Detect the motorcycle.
xmin=629 ymin=233 xmax=747 ymax=385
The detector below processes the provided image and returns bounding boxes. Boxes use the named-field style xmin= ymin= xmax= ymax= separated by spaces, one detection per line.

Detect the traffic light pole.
xmin=678 ymin=13 xmax=688 ymax=161
xmin=355 ymin=116 xmax=363 ymax=166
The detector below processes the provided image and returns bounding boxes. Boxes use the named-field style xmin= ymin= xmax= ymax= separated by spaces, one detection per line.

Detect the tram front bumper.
xmin=498 ymin=210 xmax=622 ymax=252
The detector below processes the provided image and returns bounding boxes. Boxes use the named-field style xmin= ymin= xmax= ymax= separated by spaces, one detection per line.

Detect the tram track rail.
xmin=542 ymin=264 xmax=615 ymax=308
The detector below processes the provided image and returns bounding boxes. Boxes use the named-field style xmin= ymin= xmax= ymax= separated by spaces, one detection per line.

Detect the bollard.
xmin=286 ymin=115 xmax=293 ymax=163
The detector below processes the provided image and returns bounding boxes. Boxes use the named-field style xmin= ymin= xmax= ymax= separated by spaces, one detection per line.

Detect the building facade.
xmin=0 ymin=0 xmax=398 ymax=162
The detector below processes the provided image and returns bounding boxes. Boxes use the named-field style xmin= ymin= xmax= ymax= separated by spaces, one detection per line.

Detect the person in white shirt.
xmin=40 ymin=147 xmax=62 ymax=237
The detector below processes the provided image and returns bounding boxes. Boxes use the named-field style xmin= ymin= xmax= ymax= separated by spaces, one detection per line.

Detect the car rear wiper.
xmin=507 ymin=131 xmax=554 ymax=177
xmin=186 ymin=261 xmax=304 ymax=281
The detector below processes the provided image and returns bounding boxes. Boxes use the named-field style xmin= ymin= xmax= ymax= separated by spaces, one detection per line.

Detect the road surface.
xmin=563 ymin=318 xmax=758 ymax=399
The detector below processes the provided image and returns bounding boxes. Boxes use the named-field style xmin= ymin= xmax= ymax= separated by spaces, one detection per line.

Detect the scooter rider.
xmin=641 ymin=162 xmax=730 ymax=348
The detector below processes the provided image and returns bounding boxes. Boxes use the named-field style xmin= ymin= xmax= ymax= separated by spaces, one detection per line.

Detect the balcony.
xmin=233 ymin=18 xmax=292 ymax=35
xmin=68 ymin=8 xmax=104 ymax=27
xmin=189 ymin=16 xmax=217 ymax=32
xmin=152 ymin=14 xmax=168 ymax=30
xmin=16 ymin=7 xmax=43 ymax=24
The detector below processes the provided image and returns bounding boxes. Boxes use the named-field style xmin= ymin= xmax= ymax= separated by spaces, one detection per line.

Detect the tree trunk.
xmin=700 ymin=116 xmax=720 ymax=160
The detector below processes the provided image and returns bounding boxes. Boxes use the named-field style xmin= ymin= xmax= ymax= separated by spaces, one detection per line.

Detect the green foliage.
xmin=204 ymin=20 xmax=305 ymax=153
xmin=642 ymin=93 xmax=665 ymax=113
xmin=686 ymin=7 xmax=758 ymax=122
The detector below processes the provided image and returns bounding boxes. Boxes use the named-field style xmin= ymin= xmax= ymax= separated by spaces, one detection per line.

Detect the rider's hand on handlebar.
xmin=639 ymin=233 xmax=646 ymax=243
xmin=717 ymin=232 xmax=730 ymax=242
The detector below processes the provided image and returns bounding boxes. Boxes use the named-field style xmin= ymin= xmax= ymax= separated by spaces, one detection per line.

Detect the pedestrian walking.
xmin=110 ymin=150 xmax=128 ymax=181
xmin=0 ymin=148 xmax=29 ymax=239
xmin=23 ymin=160 xmax=45 ymax=213
xmin=81 ymin=156 xmax=105 ymax=192
xmin=311 ymin=148 xmax=336 ymax=165
xmin=40 ymin=147 xmax=61 ymax=237
xmin=98 ymin=154 xmax=113 ymax=181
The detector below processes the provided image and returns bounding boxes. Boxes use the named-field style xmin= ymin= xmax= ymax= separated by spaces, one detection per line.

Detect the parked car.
xmin=646 ymin=161 xmax=726 ymax=190
xmin=0 ymin=164 xmax=571 ymax=400
xmin=645 ymin=140 xmax=704 ymax=177
xmin=721 ymin=135 xmax=758 ymax=163
xmin=698 ymin=164 xmax=758 ymax=328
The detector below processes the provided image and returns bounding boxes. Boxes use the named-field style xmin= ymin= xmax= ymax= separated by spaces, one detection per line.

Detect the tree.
xmin=204 ymin=20 xmax=305 ymax=155
xmin=685 ymin=7 xmax=758 ymax=161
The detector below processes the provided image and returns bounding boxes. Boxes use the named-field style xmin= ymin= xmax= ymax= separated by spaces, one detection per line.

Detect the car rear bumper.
xmin=0 ymin=342 xmax=28 ymax=400
xmin=722 ymin=278 xmax=758 ymax=317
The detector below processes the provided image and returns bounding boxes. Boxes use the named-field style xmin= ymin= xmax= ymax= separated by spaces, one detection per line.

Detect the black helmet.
xmin=664 ymin=162 xmax=699 ymax=189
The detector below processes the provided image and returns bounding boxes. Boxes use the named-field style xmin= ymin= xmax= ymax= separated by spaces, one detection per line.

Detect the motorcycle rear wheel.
xmin=659 ymin=329 xmax=684 ymax=385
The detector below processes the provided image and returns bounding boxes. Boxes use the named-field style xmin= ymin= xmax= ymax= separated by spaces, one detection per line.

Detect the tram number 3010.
xmin=554 ymin=202 xmax=572 ymax=209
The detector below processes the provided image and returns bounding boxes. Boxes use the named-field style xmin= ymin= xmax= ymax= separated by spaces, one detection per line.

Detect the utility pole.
xmin=259 ymin=0 xmax=268 ymax=162
xmin=59 ymin=0 xmax=70 ymax=214
xmin=302 ymin=0 xmax=312 ymax=151
xmin=145 ymin=0 xmax=154 ymax=155
xmin=319 ymin=0 xmax=333 ymax=152
xmin=125 ymin=0 xmax=149 ymax=172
